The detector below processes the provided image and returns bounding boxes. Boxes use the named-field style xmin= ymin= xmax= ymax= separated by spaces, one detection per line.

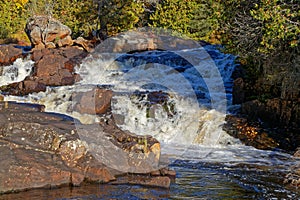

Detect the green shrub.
xmin=0 ymin=0 xmax=29 ymax=40
xmin=218 ymin=0 xmax=299 ymax=57
xmin=94 ymin=0 xmax=145 ymax=38
xmin=149 ymin=0 xmax=220 ymax=42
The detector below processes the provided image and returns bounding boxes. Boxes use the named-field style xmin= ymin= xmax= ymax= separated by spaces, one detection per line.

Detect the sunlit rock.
xmin=0 ymin=44 xmax=24 ymax=66
xmin=0 ymin=101 xmax=167 ymax=194
xmin=25 ymin=16 xmax=72 ymax=50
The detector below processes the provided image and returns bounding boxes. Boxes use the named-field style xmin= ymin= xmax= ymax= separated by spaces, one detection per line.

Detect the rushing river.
xmin=1 ymin=42 xmax=300 ymax=199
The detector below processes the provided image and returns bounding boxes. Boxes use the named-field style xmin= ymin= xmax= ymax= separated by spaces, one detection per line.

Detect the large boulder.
xmin=0 ymin=101 xmax=169 ymax=194
xmin=25 ymin=16 xmax=73 ymax=50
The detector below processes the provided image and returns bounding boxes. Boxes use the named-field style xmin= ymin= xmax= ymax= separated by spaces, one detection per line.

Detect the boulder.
xmin=73 ymin=88 xmax=113 ymax=115
xmin=0 ymin=44 xmax=24 ymax=66
xmin=25 ymin=16 xmax=72 ymax=50
xmin=0 ymin=101 xmax=168 ymax=194
xmin=33 ymin=47 xmax=86 ymax=86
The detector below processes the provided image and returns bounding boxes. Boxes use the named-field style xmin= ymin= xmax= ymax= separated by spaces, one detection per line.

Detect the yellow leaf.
xmin=15 ymin=2 xmax=23 ymax=9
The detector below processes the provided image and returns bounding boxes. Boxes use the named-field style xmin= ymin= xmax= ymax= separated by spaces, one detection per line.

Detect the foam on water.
xmin=74 ymin=47 xmax=235 ymax=146
xmin=0 ymin=58 xmax=34 ymax=86
xmin=5 ymin=46 xmax=238 ymax=148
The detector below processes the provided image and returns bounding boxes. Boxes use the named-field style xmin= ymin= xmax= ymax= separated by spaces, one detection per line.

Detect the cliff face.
xmin=232 ymin=46 xmax=300 ymax=149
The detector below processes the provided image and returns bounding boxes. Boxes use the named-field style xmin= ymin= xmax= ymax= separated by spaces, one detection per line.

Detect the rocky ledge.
xmin=224 ymin=115 xmax=300 ymax=151
xmin=0 ymin=101 xmax=174 ymax=194
xmin=0 ymin=44 xmax=87 ymax=95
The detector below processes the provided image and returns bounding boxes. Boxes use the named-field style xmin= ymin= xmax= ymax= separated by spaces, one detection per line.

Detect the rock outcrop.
xmin=25 ymin=16 xmax=73 ymax=50
xmin=231 ymin=47 xmax=300 ymax=152
xmin=0 ymin=101 xmax=171 ymax=194
xmin=25 ymin=16 xmax=95 ymax=52
xmin=0 ymin=44 xmax=24 ymax=66
xmin=284 ymin=148 xmax=300 ymax=187
xmin=223 ymin=115 xmax=279 ymax=150
xmin=1 ymin=46 xmax=87 ymax=95
xmin=95 ymin=28 xmax=201 ymax=53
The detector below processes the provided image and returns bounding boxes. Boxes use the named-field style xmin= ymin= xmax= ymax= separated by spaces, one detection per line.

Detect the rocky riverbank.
xmin=0 ymin=15 xmax=299 ymax=193
xmin=0 ymin=16 xmax=178 ymax=194
xmin=0 ymin=100 xmax=174 ymax=194
xmin=230 ymin=49 xmax=300 ymax=151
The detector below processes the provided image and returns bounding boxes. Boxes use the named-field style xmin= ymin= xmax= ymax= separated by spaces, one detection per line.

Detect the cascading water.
xmin=0 ymin=58 xmax=34 ymax=86
xmin=4 ymin=45 xmax=238 ymax=148
xmin=74 ymin=46 xmax=238 ymax=149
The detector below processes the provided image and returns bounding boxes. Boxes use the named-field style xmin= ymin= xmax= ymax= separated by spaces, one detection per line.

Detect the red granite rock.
xmin=0 ymin=44 xmax=24 ymax=66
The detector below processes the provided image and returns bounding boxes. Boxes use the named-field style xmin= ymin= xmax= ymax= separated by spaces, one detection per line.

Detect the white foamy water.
xmin=5 ymin=46 xmax=238 ymax=148
xmin=74 ymin=46 xmax=236 ymax=146
xmin=0 ymin=58 xmax=34 ymax=86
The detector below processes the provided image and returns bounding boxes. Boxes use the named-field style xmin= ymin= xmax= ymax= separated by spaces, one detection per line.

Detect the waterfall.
xmin=3 ymin=45 xmax=239 ymax=150
xmin=0 ymin=58 xmax=34 ymax=86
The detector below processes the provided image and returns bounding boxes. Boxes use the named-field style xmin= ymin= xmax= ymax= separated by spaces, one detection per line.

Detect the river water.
xmin=1 ymin=44 xmax=300 ymax=199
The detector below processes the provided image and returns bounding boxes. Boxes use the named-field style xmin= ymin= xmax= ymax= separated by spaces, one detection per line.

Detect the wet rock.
xmin=112 ymin=175 xmax=171 ymax=188
xmin=33 ymin=47 xmax=87 ymax=86
xmin=150 ymin=167 xmax=176 ymax=179
xmin=284 ymin=149 xmax=300 ymax=187
xmin=241 ymin=99 xmax=300 ymax=129
xmin=78 ymin=118 xmax=162 ymax=174
xmin=22 ymin=80 xmax=47 ymax=94
xmin=232 ymin=77 xmax=245 ymax=104
xmin=294 ymin=148 xmax=300 ymax=158
xmin=0 ymin=102 xmax=168 ymax=194
xmin=25 ymin=16 xmax=72 ymax=50
xmin=73 ymin=88 xmax=113 ymax=115
xmin=1 ymin=47 xmax=88 ymax=95
xmin=0 ymin=44 xmax=24 ymax=66
xmin=284 ymin=171 xmax=300 ymax=187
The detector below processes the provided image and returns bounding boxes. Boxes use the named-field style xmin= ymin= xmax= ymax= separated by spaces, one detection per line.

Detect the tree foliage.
xmin=0 ymin=0 xmax=299 ymax=58
xmin=0 ymin=0 xmax=29 ymax=40
xmin=150 ymin=0 xmax=220 ymax=42
xmin=218 ymin=0 xmax=299 ymax=57
xmin=94 ymin=0 xmax=145 ymax=39
xmin=250 ymin=0 xmax=300 ymax=52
